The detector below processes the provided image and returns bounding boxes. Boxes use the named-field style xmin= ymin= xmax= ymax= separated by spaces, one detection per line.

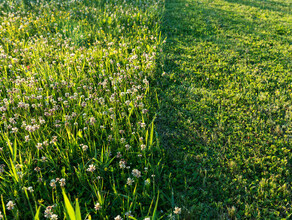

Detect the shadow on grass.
xmin=156 ymin=0 xmax=292 ymax=218
xmin=223 ymin=0 xmax=292 ymax=14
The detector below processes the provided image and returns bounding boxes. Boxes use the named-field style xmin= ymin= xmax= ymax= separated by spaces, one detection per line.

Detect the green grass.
xmin=0 ymin=0 xmax=292 ymax=219
xmin=157 ymin=0 xmax=292 ymax=219
xmin=0 ymin=0 xmax=167 ymax=219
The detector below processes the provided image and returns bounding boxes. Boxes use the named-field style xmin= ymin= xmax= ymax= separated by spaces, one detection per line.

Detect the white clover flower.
xmin=87 ymin=164 xmax=96 ymax=172
xmin=127 ymin=177 xmax=134 ymax=186
xmin=11 ymin=127 xmax=18 ymax=133
xmin=120 ymin=138 xmax=125 ymax=143
xmin=6 ymin=201 xmax=15 ymax=210
xmin=119 ymin=160 xmax=126 ymax=169
xmin=39 ymin=118 xmax=46 ymax=124
xmin=173 ymin=207 xmax=181 ymax=215
xmin=50 ymin=214 xmax=58 ymax=220
xmin=125 ymin=211 xmax=132 ymax=217
xmin=36 ymin=143 xmax=43 ymax=150
xmin=27 ymin=186 xmax=34 ymax=192
xmin=125 ymin=144 xmax=131 ymax=150
xmin=59 ymin=178 xmax=66 ymax=187
xmin=132 ymin=169 xmax=141 ymax=178
xmin=50 ymin=179 xmax=57 ymax=188
xmin=114 ymin=215 xmax=123 ymax=220
xmin=82 ymin=145 xmax=88 ymax=151
xmin=94 ymin=202 xmax=101 ymax=211
xmin=44 ymin=206 xmax=53 ymax=218
xmin=89 ymin=117 xmax=96 ymax=125
xmin=142 ymin=109 xmax=148 ymax=114
xmin=50 ymin=136 xmax=58 ymax=144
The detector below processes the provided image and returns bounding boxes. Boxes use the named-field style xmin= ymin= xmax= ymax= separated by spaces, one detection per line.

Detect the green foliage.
xmin=157 ymin=0 xmax=292 ymax=219
xmin=62 ymin=189 xmax=82 ymax=220
xmin=0 ymin=0 xmax=166 ymax=219
xmin=0 ymin=0 xmax=291 ymax=219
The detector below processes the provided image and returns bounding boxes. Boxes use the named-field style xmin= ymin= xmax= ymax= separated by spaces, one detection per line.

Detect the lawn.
xmin=0 ymin=0 xmax=291 ymax=219
xmin=158 ymin=0 xmax=292 ymax=219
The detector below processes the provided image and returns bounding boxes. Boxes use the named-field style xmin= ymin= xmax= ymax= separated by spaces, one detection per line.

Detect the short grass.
xmin=157 ymin=0 xmax=292 ymax=219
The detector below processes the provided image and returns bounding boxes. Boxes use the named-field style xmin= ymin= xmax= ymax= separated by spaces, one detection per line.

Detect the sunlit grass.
xmin=0 ymin=0 xmax=167 ymax=219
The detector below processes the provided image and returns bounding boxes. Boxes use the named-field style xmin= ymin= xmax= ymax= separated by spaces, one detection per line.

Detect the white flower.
xmin=125 ymin=211 xmax=132 ymax=217
xmin=87 ymin=164 xmax=96 ymax=172
xmin=114 ymin=215 xmax=123 ymax=220
xmin=27 ymin=186 xmax=34 ymax=192
xmin=50 ymin=179 xmax=57 ymax=188
xmin=89 ymin=117 xmax=96 ymax=125
xmin=132 ymin=169 xmax=141 ymax=178
xmin=59 ymin=178 xmax=66 ymax=187
xmin=127 ymin=177 xmax=134 ymax=186
xmin=41 ymin=157 xmax=47 ymax=162
xmin=173 ymin=207 xmax=181 ymax=215
xmin=94 ymin=202 xmax=102 ymax=211
xmin=50 ymin=214 xmax=58 ymax=220
xmin=6 ymin=201 xmax=15 ymax=210
xmin=44 ymin=206 xmax=53 ymax=218
xmin=36 ymin=143 xmax=43 ymax=150
xmin=82 ymin=145 xmax=88 ymax=151
xmin=125 ymin=144 xmax=131 ymax=150
xmin=119 ymin=160 xmax=126 ymax=169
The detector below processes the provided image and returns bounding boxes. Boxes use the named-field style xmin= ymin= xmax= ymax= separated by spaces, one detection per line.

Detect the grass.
xmin=0 ymin=0 xmax=167 ymax=219
xmin=157 ymin=0 xmax=292 ymax=219
xmin=0 ymin=0 xmax=291 ymax=219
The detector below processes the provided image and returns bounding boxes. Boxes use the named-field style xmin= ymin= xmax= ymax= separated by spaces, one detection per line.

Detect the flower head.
xmin=87 ymin=164 xmax=96 ymax=172
xmin=127 ymin=177 xmax=134 ymax=186
xmin=94 ymin=202 xmax=102 ymax=211
xmin=59 ymin=178 xmax=66 ymax=187
xmin=6 ymin=201 xmax=15 ymax=210
xmin=114 ymin=215 xmax=123 ymax=220
xmin=50 ymin=179 xmax=57 ymax=188
xmin=173 ymin=207 xmax=181 ymax=215
xmin=132 ymin=169 xmax=141 ymax=178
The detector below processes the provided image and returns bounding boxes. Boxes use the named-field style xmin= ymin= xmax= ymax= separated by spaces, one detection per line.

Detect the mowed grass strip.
xmin=158 ymin=0 xmax=292 ymax=218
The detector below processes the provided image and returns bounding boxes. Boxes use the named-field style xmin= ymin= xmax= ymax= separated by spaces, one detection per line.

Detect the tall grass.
xmin=0 ymin=0 xmax=167 ymax=219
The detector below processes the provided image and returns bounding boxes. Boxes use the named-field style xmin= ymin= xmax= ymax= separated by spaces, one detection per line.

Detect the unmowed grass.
xmin=0 ymin=0 xmax=168 ymax=219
